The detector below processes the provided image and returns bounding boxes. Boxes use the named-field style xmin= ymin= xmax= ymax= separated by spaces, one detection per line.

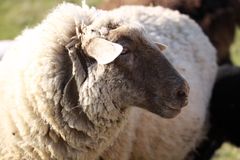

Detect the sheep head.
xmin=62 ymin=20 xmax=189 ymax=119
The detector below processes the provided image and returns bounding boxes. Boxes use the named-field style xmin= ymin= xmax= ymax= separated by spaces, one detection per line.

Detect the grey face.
xmin=82 ymin=24 xmax=189 ymax=119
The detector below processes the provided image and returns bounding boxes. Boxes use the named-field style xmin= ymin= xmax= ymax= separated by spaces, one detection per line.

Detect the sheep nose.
xmin=175 ymin=80 xmax=189 ymax=108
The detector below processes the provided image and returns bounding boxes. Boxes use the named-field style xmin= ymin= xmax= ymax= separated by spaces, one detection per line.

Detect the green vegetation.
xmin=0 ymin=0 xmax=102 ymax=39
xmin=231 ymin=28 xmax=240 ymax=66
xmin=212 ymin=143 xmax=240 ymax=160
xmin=0 ymin=1 xmax=240 ymax=159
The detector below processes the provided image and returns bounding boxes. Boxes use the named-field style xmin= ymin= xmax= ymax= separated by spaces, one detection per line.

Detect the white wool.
xmin=0 ymin=41 xmax=13 ymax=60
xmin=0 ymin=3 xmax=217 ymax=160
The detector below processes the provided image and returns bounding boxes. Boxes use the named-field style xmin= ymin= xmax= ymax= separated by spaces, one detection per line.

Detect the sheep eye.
xmin=121 ymin=47 xmax=130 ymax=55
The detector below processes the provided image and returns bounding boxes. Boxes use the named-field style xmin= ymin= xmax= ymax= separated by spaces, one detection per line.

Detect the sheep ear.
xmin=155 ymin=42 xmax=168 ymax=51
xmin=85 ymin=38 xmax=123 ymax=64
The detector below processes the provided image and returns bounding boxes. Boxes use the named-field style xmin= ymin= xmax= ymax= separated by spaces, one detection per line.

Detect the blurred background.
xmin=0 ymin=0 xmax=239 ymax=159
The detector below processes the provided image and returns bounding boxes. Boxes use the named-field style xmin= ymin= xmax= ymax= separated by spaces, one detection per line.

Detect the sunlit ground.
xmin=0 ymin=0 xmax=240 ymax=159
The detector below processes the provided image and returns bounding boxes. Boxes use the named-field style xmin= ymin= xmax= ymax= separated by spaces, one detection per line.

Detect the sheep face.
xmin=67 ymin=22 xmax=189 ymax=119
xmin=107 ymin=25 xmax=189 ymax=118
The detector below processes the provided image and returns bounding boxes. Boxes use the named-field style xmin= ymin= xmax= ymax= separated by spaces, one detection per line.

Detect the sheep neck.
xmin=57 ymin=67 xmax=128 ymax=155
xmin=80 ymin=68 xmax=127 ymax=132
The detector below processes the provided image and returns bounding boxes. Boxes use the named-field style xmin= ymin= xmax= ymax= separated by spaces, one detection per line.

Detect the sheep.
xmin=0 ymin=3 xmax=191 ymax=160
xmin=187 ymin=65 xmax=240 ymax=160
xmin=0 ymin=3 xmax=217 ymax=160
xmin=97 ymin=5 xmax=217 ymax=160
xmin=99 ymin=0 xmax=240 ymax=65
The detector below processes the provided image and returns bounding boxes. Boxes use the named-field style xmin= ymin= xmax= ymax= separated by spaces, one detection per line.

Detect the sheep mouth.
xmin=159 ymin=105 xmax=182 ymax=118
xmin=137 ymin=96 xmax=184 ymax=118
xmin=144 ymin=103 xmax=182 ymax=119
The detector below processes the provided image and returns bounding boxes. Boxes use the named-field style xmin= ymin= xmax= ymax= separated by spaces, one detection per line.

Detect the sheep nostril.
xmin=176 ymin=89 xmax=188 ymax=107
xmin=175 ymin=80 xmax=190 ymax=106
xmin=177 ymin=90 xmax=187 ymax=99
